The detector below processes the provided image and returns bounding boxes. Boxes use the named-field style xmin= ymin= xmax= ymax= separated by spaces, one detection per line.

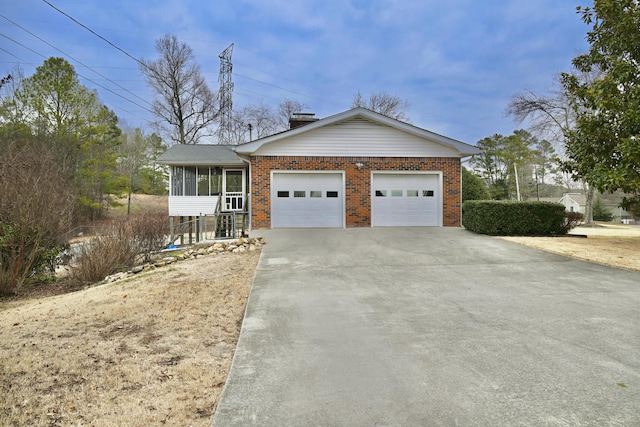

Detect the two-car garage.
xmin=270 ymin=171 xmax=441 ymax=228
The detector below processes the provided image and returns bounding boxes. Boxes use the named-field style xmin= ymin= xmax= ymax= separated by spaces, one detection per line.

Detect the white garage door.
xmin=271 ymin=172 xmax=344 ymax=228
xmin=372 ymin=173 xmax=440 ymax=227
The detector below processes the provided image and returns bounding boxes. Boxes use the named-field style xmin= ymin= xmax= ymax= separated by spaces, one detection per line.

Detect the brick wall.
xmin=250 ymin=156 xmax=461 ymax=229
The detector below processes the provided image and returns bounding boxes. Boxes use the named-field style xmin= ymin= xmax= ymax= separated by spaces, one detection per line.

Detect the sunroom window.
xmin=171 ymin=166 xmax=183 ymax=196
xmin=184 ymin=167 xmax=197 ymax=196
xmin=171 ymin=166 xmax=223 ymax=196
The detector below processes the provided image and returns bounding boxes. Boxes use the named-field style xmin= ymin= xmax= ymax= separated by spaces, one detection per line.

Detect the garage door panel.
xmin=372 ymin=174 xmax=440 ymax=227
xmin=272 ymin=173 xmax=343 ymax=228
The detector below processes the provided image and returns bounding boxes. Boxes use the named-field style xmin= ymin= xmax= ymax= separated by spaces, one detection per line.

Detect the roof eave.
xmin=156 ymin=160 xmax=246 ymax=166
xmin=235 ymin=107 xmax=480 ymax=157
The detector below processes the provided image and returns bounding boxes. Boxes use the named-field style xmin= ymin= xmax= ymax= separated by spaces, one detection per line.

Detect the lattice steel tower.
xmin=218 ymin=43 xmax=234 ymax=144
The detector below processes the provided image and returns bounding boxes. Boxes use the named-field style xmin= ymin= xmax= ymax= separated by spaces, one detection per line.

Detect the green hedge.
xmin=462 ymin=200 xmax=567 ymax=235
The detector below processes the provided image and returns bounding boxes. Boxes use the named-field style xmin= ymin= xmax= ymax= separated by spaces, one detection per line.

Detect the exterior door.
xmin=223 ymin=169 xmax=245 ymax=211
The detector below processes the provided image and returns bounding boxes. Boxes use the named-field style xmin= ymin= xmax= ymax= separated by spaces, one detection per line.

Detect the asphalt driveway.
xmin=212 ymin=228 xmax=640 ymax=426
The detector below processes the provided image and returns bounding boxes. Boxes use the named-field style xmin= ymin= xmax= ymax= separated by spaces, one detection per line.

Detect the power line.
xmin=40 ymin=0 xmax=339 ymax=111
xmin=0 ymin=33 xmax=153 ymax=121
xmin=0 ymin=14 xmax=152 ymax=108
xmin=38 ymin=1 xmax=355 ymax=114
xmin=37 ymin=2 xmax=241 ymax=128
xmin=233 ymin=71 xmax=339 ymax=106
xmin=0 ymin=46 xmax=26 ymax=62
xmin=38 ymin=0 xmax=342 ymax=131
xmin=41 ymin=0 xmax=148 ymax=71
xmin=0 ymin=33 xmax=47 ymax=60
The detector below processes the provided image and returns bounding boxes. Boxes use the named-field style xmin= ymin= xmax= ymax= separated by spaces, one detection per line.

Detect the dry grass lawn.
xmin=1 ymin=209 xmax=638 ymax=426
xmin=0 ymin=250 xmax=260 ymax=426
xmin=500 ymin=223 xmax=640 ymax=272
xmin=111 ymin=194 xmax=168 ymax=216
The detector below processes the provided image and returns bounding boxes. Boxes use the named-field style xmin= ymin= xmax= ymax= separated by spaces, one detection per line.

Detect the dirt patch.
xmin=500 ymin=223 xmax=640 ymax=272
xmin=0 ymin=250 xmax=260 ymax=426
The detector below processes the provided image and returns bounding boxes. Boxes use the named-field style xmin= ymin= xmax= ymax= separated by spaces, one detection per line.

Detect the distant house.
xmin=157 ymin=108 xmax=481 ymax=235
xmin=558 ymin=193 xmax=587 ymax=214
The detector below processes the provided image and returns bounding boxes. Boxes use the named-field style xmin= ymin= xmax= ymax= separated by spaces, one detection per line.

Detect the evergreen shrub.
xmin=462 ymin=201 xmax=569 ymax=235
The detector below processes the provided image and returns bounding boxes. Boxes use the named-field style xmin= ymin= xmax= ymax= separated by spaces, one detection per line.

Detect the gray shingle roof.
xmin=561 ymin=193 xmax=587 ymax=206
xmin=157 ymin=144 xmax=246 ymax=166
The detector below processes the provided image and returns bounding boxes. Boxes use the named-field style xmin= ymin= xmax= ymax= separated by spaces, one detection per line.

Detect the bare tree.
xmin=507 ymin=87 xmax=574 ymax=145
xmin=141 ymin=34 xmax=218 ymax=145
xmin=507 ymin=72 xmax=598 ymax=223
xmin=221 ymin=104 xmax=277 ymax=144
xmin=224 ymin=99 xmax=310 ymax=144
xmin=243 ymin=103 xmax=279 ymax=139
xmin=277 ymin=98 xmax=308 ymax=129
xmin=351 ymin=90 xmax=410 ymax=122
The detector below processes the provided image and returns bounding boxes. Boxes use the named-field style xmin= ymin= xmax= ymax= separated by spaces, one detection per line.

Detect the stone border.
xmin=103 ymin=237 xmax=265 ymax=284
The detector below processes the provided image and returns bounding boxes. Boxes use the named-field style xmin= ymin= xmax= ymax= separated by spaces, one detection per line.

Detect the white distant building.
xmin=558 ymin=193 xmax=587 ymax=214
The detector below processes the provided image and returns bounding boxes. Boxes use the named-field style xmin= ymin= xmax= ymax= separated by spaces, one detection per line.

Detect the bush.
xmin=129 ymin=212 xmax=170 ymax=262
xmin=562 ymin=211 xmax=584 ymax=234
xmin=0 ymin=143 xmax=75 ymax=295
xmin=70 ymin=220 xmax=139 ymax=284
xmin=462 ymin=200 xmax=568 ymax=235
xmin=70 ymin=214 xmax=169 ymax=284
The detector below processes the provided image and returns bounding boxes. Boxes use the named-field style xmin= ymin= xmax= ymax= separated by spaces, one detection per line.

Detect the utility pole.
xmin=218 ymin=43 xmax=234 ymax=144
xmin=514 ymin=163 xmax=521 ymax=201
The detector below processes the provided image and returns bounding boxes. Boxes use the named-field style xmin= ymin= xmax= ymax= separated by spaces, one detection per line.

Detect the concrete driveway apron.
xmin=212 ymin=228 xmax=640 ymax=426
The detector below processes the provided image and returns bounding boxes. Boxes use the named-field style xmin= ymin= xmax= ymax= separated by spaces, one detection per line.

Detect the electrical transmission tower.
xmin=218 ymin=43 xmax=234 ymax=144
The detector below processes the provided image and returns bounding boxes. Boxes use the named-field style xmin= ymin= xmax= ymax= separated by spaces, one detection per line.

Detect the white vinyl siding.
xmin=371 ymin=173 xmax=442 ymax=227
xmin=168 ymin=196 xmax=220 ymax=216
xmin=252 ymin=118 xmax=459 ymax=157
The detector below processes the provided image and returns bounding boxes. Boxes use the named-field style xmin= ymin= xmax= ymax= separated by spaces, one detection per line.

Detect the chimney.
xmin=289 ymin=112 xmax=319 ymax=129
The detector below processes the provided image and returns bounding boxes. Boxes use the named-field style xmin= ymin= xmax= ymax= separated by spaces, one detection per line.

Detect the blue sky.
xmin=1 ymin=0 xmax=590 ymax=144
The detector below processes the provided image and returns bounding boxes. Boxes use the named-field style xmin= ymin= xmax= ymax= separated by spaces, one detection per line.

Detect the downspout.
xmin=236 ymin=153 xmax=252 ymax=235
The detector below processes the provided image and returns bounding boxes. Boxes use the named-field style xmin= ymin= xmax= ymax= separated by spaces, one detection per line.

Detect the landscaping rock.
xmin=100 ymin=236 xmax=265 ymax=284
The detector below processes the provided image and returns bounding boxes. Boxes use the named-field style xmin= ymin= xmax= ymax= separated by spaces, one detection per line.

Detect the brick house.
xmin=158 ymin=108 xmax=480 ymax=232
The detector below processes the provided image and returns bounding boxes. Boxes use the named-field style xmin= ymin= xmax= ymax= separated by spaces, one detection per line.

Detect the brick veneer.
xmin=250 ymin=156 xmax=461 ymax=229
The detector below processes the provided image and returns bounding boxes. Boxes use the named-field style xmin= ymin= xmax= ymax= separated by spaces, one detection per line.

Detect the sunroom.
xmin=169 ymin=165 xmax=246 ymax=215
xmin=157 ymin=145 xmax=249 ymax=239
